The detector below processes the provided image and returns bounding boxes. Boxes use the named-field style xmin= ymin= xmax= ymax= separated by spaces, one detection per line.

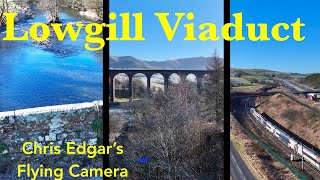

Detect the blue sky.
xmin=231 ymin=0 xmax=320 ymax=74
xmin=110 ymin=0 xmax=223 ymax=61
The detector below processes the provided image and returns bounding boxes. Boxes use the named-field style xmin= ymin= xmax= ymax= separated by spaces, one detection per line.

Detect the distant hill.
xmin=231 ymin=68 xmax=306 ymax=79
xmin=299 ymin=73 xmax=320 ymax=89
xmin=110 ymin=56 xmax=214 ymax=70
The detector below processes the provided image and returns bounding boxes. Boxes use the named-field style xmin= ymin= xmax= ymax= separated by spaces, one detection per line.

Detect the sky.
xmin=110 ymin=0 xmax=224 ymax=61
xmin=231 ymin=0 xmax=320 ymax=74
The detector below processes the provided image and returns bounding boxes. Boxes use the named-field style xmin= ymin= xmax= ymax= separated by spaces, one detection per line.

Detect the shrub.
xmin=91 ymin=119 xmax=102 ymax=133
xmin=0 ymin=141 xmax=8 ymax=154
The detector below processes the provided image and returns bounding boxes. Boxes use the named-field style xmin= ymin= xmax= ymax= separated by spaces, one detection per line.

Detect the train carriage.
xmin=265 ymin=121 xmax=275 ymax=133
xmin=302 ymin=147 xmax=320 ymax=169
xmin=277 ymin=130 xmax=291 ymax=146
xmin=288 ymin=138 xmax=298 ymax=151
xmin=250 ymin=107 xmax=320 ymax=170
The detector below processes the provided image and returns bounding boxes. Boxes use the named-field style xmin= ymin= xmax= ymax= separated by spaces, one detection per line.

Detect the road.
xmin=276 ymin=78 xmax=314 ymax=92
xmin=230 ymin=142 xmax=255 ymax=180
xmin=276 ymin=78 xmax=300 ymax=93
xmin=287 ymin=79 xmax=314 ymax=91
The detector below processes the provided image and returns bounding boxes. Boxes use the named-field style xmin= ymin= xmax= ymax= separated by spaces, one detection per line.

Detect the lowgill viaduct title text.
xmin=2 ymin=12 xmax=305 ymax=51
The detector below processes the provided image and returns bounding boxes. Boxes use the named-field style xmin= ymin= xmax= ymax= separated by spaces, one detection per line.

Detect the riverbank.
xmin=79 ymin=10 xmax=102 ymax=21
xmin=0 ymin=7 xmax=103 ymax=112
xmin=61 ymin=2 xmax=103 ymax=21
xmin=0 ymin=1 xmax=102 ymax=28
xmin=0 ymin=1 xmax=34 ymax=27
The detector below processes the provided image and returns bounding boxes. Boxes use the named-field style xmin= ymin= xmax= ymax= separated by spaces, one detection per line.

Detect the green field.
xmin=231 ymin=85 xmax=263 ymax=92
xmin=231 ymin=68 xmax=306 ymax=79
xmin=231 ymin=77 xmax=252 ymax=87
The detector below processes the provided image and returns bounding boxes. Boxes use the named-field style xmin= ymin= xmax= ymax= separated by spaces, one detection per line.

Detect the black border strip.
xmin=224 ymin=0 xmax=231 ymax=178
xmin=103 ymin=0 xmax=110 ymax=179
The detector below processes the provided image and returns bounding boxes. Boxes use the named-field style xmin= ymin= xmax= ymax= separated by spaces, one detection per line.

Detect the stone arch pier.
xmin=109 ymin=70 xmax=211 ymax=102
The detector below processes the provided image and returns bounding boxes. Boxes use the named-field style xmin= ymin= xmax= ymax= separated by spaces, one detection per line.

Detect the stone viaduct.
xmin=109 ymin=70 xmax=211 ymax=102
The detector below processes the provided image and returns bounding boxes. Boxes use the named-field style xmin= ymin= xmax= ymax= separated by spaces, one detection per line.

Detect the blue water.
xmin=0 ymin=10 xmax=102 ymax=111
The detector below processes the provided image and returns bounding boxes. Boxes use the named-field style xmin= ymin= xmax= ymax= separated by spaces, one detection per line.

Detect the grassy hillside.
xmin=231 ymin=69 xmax=276 ymax=88
xmin=231 ymin=68 xmax=306 ymax=91
xmin=298 ymin=73 xmax=320 ymax=89
xmin=230 ymin=77 xmax=252 ymax=86
xmin=257 ymin=93 xmax=320 ymax=148
xmin=110 ymin=56 xmax=213 ymax=70
xmin=231 ymin=68 xmax=305 ymax=79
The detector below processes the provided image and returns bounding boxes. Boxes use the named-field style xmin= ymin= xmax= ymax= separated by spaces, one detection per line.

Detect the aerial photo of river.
xmin=0 ymin=9 xmax=103 ymax=112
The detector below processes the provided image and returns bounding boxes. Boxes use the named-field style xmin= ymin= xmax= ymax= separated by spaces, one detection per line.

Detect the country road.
xmin=230 ymin=142 xmax=255 ymax=180
xmin=277 ymin=78 xmax=314 ymax=92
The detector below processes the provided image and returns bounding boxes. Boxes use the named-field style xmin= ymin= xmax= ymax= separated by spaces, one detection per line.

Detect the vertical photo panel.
xmin=230 ymin=1 xmax=320 ymax=179
xmin=0 ymin=0 xmax=103 ymax=179
xmin=109 ymin=0 xmax=225 ymax=179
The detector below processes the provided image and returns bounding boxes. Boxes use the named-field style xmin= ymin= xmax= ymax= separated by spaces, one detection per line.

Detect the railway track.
xmin=243 ymin=98 xmax=320 ymax=179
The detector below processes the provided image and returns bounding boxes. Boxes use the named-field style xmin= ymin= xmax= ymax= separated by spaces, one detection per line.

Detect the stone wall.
xmin=0 ymin=101 xmax=103 ymax=171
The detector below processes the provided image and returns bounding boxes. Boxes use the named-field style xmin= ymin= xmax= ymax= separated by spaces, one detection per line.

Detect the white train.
xmin=250 ymin=108 xmax=320 ymax=169
xmin=307 ymin=93 xmax=320 ymax=102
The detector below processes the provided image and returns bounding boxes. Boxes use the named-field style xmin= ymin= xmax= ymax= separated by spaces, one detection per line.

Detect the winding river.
xmin=0 ymin=9 xmax=103 ymax=112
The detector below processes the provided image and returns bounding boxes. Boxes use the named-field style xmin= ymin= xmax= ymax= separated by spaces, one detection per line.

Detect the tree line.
xmin=298 ymin=73 xmax=320 ymax=89
xmin=39 ymin=0 xmax=103 ymax=23
xmin=0 ymin=0 xmax=103 ymax=26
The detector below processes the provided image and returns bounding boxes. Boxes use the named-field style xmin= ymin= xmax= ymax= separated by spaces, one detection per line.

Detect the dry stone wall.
xmin=0 ymin=101 xmax=103 ymax=169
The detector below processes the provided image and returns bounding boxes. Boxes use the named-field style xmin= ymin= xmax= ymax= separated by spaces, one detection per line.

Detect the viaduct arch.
xmin=109 ymin=70 xmax=211 ymax=102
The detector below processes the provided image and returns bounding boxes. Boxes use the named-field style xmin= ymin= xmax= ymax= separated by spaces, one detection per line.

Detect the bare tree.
xmin=81 ymin=0 xmax=103 ymax=19
xmin=39 ymin=0 xmax=61 ymax=23
xmin=114 ymin=79 xmax=224 ymax=179
xmin=204 ymin=49 xmax=224 ymax=127
xmin=132 ymin=78 xmax=146 ymax=100
xmin=0 ymin=0 xmax=9 ymax=26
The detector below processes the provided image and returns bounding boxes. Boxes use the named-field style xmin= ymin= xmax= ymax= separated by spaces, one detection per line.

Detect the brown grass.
xmin=280 ymin=108 xmax=302 ymax=122
xmin=257 ymin=93 xmax=320 ymax=148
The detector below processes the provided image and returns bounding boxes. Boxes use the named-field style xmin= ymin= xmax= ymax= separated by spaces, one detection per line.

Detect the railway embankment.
xmin=256 ymin=93 xmax=320 ymax=148
xmin=231 ymin=115 xmax=298 ymax=180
